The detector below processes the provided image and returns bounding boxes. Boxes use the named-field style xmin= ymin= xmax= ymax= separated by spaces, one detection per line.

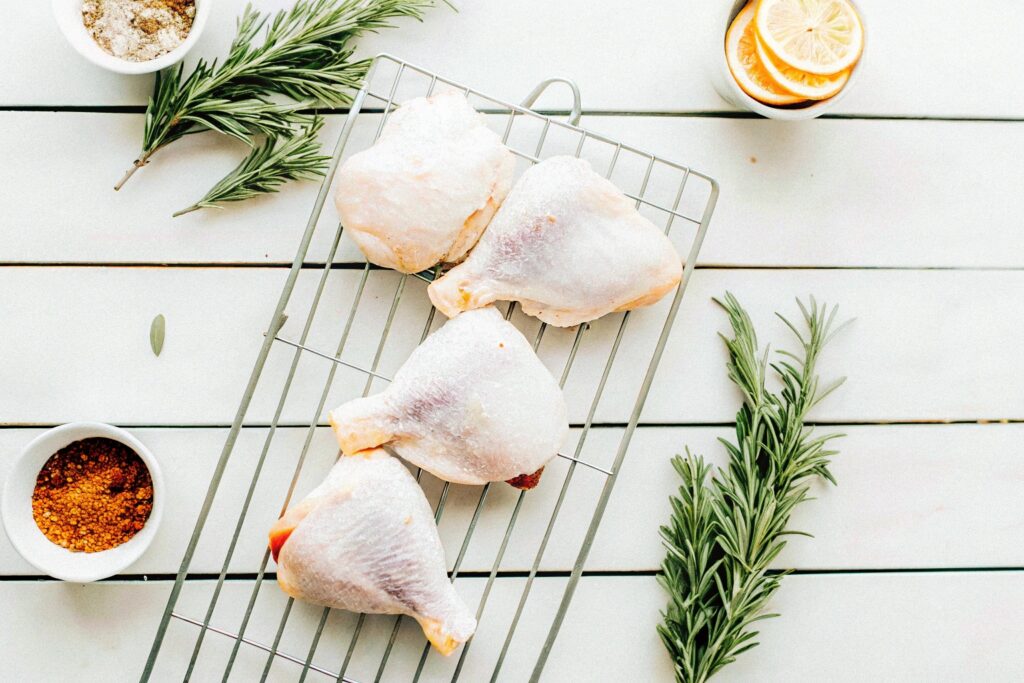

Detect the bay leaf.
xmin=150 ymin=314 xmax=166 ymax=357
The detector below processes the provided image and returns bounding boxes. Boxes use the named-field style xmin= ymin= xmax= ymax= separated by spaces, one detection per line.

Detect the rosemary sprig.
xmin=174 ymin=118 xmax=332 ymax=217
xmin=658 ymin=293 xmax=849 ymax=682
xmin=115 ymin=0 xmax=443 ymax=190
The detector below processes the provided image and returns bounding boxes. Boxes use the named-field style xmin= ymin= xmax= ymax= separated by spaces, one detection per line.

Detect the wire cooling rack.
xmin=141 ymin=54 xmax=718 ymax=682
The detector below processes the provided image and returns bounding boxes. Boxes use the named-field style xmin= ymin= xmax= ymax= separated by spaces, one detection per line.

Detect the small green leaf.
xmin=150 ymin=314 xmax=166 ymax=357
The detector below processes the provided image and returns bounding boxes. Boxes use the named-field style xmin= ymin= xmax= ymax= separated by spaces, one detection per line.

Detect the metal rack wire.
xmin=141 ymin=54 xmax=718 ymax=682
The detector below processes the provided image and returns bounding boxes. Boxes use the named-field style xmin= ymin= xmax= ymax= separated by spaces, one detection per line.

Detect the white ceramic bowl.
xmin=2 ymin=422 xmax=164 ymax=582
xmin=52 ymin=0 xmax=211 ymax=75
xmin=707 ymin=0 xmax=865 ymax=121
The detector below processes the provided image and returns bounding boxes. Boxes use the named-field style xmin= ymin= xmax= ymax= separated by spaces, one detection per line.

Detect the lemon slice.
xmin=755 ymin=0 xmax=863 ymax=76
xmin=755 ymin=35 xmax=850 ymax=100
xmin=726 ymin=3 xmax=806 ymax=107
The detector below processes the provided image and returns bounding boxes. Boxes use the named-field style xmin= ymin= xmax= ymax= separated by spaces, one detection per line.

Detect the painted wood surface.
xmin=5 ymin=1 xmax=1024 ymax=117
xmin=2 ymin=424 xmax=1020 ymax=576
xmin=0 ymin=267 xmax=1020 ymax=426
xmin=2 ymin=573 xmax=1021 ymax=682
xmin=2 ymin=0 xmax=1021 ymax=679
xmin=3 ymin=113 xmax=1023 ymax=267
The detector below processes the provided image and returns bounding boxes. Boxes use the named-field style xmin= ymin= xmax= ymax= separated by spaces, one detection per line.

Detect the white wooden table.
xmin=3 ymin=1 xmax=1023 ymax=680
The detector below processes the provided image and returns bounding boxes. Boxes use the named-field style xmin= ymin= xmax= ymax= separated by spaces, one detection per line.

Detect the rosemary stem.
xmin=113 ymin=153 xmax=151 ymax=191
xmin=171 ymin=204 xmax=201 ymax=218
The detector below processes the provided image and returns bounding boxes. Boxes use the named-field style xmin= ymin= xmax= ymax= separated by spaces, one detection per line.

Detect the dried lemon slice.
xmin=726 ymin=3 xmax=806 ymax=106
xmin=755 ymin=34 xmax=850 ymax=100
xmin=755 ymin=0 xmax=864 ymax=76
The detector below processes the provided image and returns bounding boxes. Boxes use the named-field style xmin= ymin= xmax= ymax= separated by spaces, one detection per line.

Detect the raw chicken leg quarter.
xmin=328 ymin=306 xmax=569 ymax=488
xmin=428 ymin=155 xmax=684 ymax=327
xmin=269 ymin=449 xmax=476 ymax=655
xmin=334 ymin=91 xmax=515 ymax=273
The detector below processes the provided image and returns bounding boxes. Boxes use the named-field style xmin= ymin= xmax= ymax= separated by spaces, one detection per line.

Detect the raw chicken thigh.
xmin=334 ymin=91 xmax=515 ymax=273
xmin=269 ymin=449 xmax=476 ymax=655
xmin=328 ymin=306 xmax=568 ymax=488
xmin=428 ymin=156 xmax=683 ymax=327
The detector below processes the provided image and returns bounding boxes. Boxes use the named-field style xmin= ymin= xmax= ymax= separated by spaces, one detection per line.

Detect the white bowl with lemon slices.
xmin=712 ymin=0 xmax=865 ymax=120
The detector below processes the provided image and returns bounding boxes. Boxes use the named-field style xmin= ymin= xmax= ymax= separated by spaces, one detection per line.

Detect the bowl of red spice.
xmin=2 ymin=422 xmax=164 ymax=582
xmin=52 ymin=0 xmax=210 ymax=75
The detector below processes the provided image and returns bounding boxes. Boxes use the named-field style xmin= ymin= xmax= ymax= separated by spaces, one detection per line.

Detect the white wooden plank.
xmin=4 ymin=112 xmax=1024 ymax=267
xmin=2 ymin=424 xmax=1019 ymax=576
xmin=562 ymin=573 xmax=1024 ymax=682
xmin=0 ymin=112 xmax=342 ymax=265
xmin=597 ymin=424 xmax=1024 ymax=571
xmin=2 ymin=573 xmax=1022 ymax=681
xmin=0 ymin=426 xmax=610 ymax=576
xmin=645 ymin=116 xmax=1024 ymax=268
xmin=644 ymin=267 xmax=1024 ymax=423
xmin=0 ymin=267 xmax=1021 ymax=426
xmin=3 ymin=1 xmax=1022 ymax=118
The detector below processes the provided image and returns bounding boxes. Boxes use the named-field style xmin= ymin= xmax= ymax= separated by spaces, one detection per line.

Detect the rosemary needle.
xmin=658 ymin=293 xmax=849 ymax=683
xmin=173 ymin=118 xmax=331 ymax=216
xmin=115 ymin=0 xmax=445 ymax=192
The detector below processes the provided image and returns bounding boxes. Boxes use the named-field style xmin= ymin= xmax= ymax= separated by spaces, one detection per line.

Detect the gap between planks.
xmin=4 ymin=567 xmax=1024 ymax=583
xmin=4 ymin=262 xmax=1024 ymax=272
xmin=1 ymin=419 xmax=1023 ymax=430
xmin=3 ymin=105 xmax=1024 ymax=123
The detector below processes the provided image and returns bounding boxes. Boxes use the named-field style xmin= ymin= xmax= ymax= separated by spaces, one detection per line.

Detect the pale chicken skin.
xmin=334 ymin=91 xmax=515 ymax=274
xmin=269 ymin=449 xmax=476 ymax=655
xmin=328 ymin=306 xmax=568 ymax=488
xmin=428 ymin=156 xmax=684 ymax=327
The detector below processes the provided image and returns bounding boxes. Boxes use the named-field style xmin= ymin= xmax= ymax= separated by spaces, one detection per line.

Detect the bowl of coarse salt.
xmin=52 ymin=0 xmax=211 ymax=75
